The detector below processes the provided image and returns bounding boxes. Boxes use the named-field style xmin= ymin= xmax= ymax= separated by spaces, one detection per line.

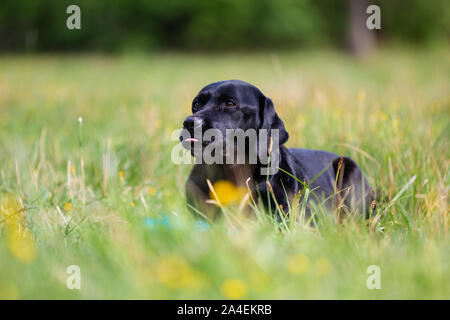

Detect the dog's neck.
xmin=222 ymin=163 xmax=256 ymax=187
xmin=220 ymin=144 xmax=288 ymax=187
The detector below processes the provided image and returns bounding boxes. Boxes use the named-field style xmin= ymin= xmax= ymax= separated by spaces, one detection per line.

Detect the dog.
xmin=180 ymin=80 xmax=373 ymax=221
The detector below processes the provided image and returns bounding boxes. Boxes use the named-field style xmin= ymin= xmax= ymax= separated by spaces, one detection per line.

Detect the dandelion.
xmin=209 ymin=180 xmax=247 ymax=206
xmin=1 ymin=193 xmax=37 ymax=264
xmin=314 ymin=258 xmax=332 ymax=276
xmin=221 ymin=278 xmax=247 ymax=299
xmin=286 ymin=254 xmax=309 ymax=275
xmin=148 ymin=186 xmax=157 ymax=196
xmin=119 ymin=170 xmax=125 ymax=182
xmin=0 ymin=193 xmax=22 ymax=232
xmin=64 ymin=202 xmax=73 ymax=212
xmin=130 ymin=201 xmax=135 ymax=207
xmin=0 ymin=193 xmax=20 ymax=216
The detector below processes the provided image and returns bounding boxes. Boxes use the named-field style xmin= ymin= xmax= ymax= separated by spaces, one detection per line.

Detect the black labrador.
xmin=180 ymin=80 xmax=373 ymax=220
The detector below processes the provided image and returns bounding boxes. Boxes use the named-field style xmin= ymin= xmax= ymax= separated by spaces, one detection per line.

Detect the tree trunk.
xmin=348 ymin=0 xmax=376 ymax=56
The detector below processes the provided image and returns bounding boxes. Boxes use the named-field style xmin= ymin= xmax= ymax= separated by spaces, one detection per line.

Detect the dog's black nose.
xmin=183 ymin=117 xmax=203 ymax=131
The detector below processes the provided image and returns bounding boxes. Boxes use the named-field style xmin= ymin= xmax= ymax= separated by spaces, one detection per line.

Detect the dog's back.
xmin=289 ymin=148 xmax=373 ymax=217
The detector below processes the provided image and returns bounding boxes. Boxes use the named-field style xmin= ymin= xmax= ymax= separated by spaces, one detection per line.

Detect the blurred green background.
xmin=1 ymin=0 xmax=449 ymax=52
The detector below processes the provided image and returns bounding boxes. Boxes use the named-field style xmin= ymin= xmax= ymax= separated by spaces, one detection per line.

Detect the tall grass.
xmin=0 ymin=47 xmax=448 ymax=299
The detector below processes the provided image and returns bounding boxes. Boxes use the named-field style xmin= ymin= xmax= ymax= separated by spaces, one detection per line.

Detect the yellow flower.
xmin=286 ymin=254 xmax=309 ymax=275
xmin=209 ymin=180 xmax=247 ymax=206
xmin=148 ymin=186 xmax=157 ymax=196
xmin=130 ymin=201 xmax=135 ymax=207
xmin=7 ymin=229 xmax=36 ymax=264
xmin=64 ymin=202 xmax=73 ymax=212
xmin=119 ymin=171 xmax=125 ymax=182
xmin=221 ymin=278 xmax=247 ymax=299
xmin=0 ymin=193 xmax=21 ymax=217
xmin=314 ymin=258 xmax=332 ymax=276
xmin=1 ymin=192 xmax=36 ymax=264
xmin=0 ymin=193 xmax=22 ymax=232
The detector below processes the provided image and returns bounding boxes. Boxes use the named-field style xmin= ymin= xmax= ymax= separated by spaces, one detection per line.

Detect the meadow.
xmin=0 ymin=47 xmax=448 ymax=299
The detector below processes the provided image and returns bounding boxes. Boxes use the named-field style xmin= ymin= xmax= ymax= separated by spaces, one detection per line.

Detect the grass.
xmin=0 ymin=46 xmax=448 ymax=299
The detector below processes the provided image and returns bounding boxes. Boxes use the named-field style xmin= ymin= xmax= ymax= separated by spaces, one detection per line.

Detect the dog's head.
xmin=180 ymin=80 xmax=288 ymax=159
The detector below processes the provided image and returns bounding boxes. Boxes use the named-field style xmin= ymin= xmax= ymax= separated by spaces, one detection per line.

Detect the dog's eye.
xmin=193 ymin=102 xmax=202 ymax=109
xmin=225 ymin=100 xmax=236 ymax=107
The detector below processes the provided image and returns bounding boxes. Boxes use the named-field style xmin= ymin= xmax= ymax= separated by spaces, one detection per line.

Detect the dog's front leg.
xmin=185 ymin=164 xmax=224 ymax=221
xmin=254 ymin=179 xmax=290 ymax=217
xmin=186 ymin=179 xmax=221 ymax=221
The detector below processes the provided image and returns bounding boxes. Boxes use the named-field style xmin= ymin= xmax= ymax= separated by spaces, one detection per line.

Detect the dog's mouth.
xmin=180 ymin=135 xmax=216 ymax=150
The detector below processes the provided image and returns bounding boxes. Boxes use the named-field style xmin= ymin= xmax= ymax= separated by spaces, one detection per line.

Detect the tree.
xmin=348 ymin=0 xmax=376 ymax=56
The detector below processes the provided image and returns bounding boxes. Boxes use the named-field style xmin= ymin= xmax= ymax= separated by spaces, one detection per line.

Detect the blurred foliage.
xmin=0 ymin=0 xmax=448 ymax=52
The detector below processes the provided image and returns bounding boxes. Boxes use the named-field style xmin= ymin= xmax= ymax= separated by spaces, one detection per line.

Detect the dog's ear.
xmin=259 ymin=95 xmax=289 ymax=145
